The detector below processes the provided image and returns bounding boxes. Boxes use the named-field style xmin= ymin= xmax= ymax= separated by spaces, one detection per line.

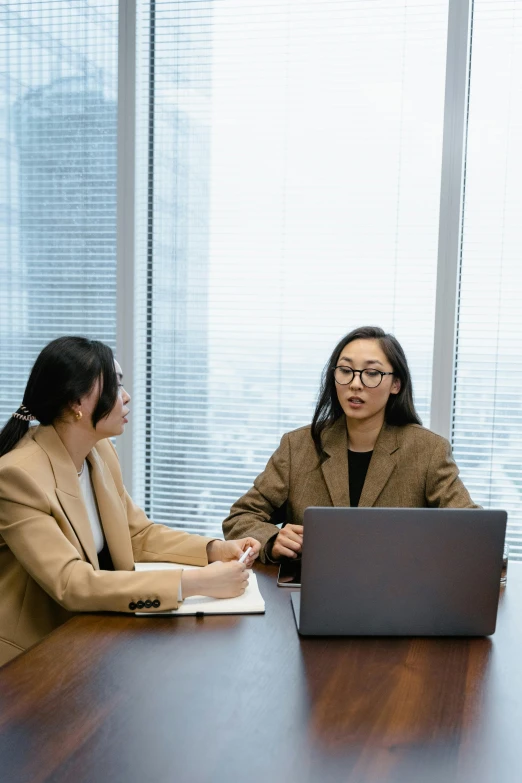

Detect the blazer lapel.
xmin=55 ymin=490 xmax=100 ymax=568
xmin=321 ymin=418 xmax=350 ymax=506
xmin=34 ymin=426 xmax=99 ymax=568
xmin=358 ymin=424 xmax=399 ymax=507
xmin=87 ymin=448 xmax=134 ymax=571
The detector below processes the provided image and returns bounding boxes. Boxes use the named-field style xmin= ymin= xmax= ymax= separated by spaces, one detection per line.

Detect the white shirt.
xmin=77 ymin=460 xmax=183 ymax=599
xmin=78 ymin=461 xmax=104 ymax=554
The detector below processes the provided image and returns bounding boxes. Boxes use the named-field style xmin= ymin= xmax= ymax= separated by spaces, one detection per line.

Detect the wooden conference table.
xmin=0 ymin=564 xmax=521 ymax=783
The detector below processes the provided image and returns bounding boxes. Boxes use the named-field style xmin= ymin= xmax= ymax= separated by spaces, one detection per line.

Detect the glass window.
xmin=452 ymin=0 xmax=522 ymax=556
xmin=0 ymin=0 xmax=118 ymax=424
xmin=134 ymin=0 xmax=449 ymax=535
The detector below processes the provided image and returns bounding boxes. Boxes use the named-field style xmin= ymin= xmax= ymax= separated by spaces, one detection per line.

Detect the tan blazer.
xmin=223 ymin=418 xmax=479 ymax=562
xmin=0 ymin=425 xmax=213 ymax=667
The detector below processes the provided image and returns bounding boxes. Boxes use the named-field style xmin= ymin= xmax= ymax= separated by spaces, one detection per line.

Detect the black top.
xmin=348 ymin=450 xmax=373 ymax=507
xmin=97 ymin=541 xmax=115 ymax=571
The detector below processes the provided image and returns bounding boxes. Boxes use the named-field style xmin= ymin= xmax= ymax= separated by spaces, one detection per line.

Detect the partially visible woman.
xmin=223 ymin=326 xmax=478 ymax=562
xmin=0 ymin=337 xmax=260 ymax=666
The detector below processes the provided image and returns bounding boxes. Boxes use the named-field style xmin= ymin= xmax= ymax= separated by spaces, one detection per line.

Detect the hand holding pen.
xmin=206 ymin=538 xmax=260 ymax=567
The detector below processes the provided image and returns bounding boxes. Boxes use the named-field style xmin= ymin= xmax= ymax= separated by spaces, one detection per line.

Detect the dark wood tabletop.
xmin=0 ymin=563 xmax=520 ymax=783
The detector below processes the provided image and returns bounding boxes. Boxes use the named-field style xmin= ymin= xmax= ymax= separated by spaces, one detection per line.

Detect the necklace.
xmin=77 ymin=461 xmax=85 ymax=478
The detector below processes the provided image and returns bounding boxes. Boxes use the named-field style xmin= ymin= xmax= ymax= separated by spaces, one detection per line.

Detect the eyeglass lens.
xmin=334 ymin=367 xmax=383 ymax=387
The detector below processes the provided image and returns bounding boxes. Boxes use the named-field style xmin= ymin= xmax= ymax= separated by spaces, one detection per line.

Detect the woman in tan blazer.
xmin=223 ymin=326 xmax=478 ymax=563
xmin=0 ymin=337 xmax=260 ymax=666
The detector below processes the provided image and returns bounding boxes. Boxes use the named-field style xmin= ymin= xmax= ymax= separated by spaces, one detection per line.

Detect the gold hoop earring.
xmin=75 ymin=411 xmax=82 ymax=421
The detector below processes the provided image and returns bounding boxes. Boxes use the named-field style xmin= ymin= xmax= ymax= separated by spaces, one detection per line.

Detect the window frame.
xmin=116 ymin=0 xmax=508 ymax=530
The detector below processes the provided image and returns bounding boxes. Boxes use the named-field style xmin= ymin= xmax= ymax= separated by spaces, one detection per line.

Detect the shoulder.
xmin=0 ymin=429 xmax=52 ymax=476
xmin=395 ymin=424 xmax=448 ymax=443
xmin=281 ymin=424 xmax=315 ymax=451
xmin=285 ymin=424 xmax=313 ymax=440
xmin=394 ymin=424 xmax=450 ymax=458
xmin=0 ymin=437 xmax=52 ymax=510
xmin=261 ymin=425 xmax=315 ymax=466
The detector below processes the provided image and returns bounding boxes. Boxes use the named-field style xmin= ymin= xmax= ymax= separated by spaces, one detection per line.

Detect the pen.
xmin=238 ymin=546 xmax=253 ymax=564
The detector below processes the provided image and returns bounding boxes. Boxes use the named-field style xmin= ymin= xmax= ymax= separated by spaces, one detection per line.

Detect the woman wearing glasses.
xmin=222 ymin=325 xmax=477 ymax=562
xmin=0 ymin=337 xmax=260 ymax=666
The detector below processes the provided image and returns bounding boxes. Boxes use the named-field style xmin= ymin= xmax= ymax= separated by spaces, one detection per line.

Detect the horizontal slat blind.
xmin=0 ymin=0 xmax=118 ymax=424
xmin=134 ymin=0 xmax=449 ymax=535
xmin=453 ymin=0 xmax=522 ymax=558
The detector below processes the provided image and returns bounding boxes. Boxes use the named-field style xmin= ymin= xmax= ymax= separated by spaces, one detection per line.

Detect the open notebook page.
xmin=134 ymin=562 xmax=265 ymax=615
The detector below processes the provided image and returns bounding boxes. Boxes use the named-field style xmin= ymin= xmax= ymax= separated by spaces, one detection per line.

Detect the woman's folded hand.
xmin=181 ymin=560 xmax=249 ymax=599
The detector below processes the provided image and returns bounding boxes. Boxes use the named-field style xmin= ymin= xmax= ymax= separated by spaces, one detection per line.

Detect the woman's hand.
xmin=271 ymin=524 xmax=304 ymax=560
xmin=206 ymin=538 xmax=261 ymax=567
xmin=181 ymin=561 xmax=249 ymax=599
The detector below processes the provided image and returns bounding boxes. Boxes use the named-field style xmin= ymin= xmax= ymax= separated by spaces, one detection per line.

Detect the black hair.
xmin=311 ymin=326 xmax=422 ymax=457
xmin=0 ymin=336 xmax=118 ymax=458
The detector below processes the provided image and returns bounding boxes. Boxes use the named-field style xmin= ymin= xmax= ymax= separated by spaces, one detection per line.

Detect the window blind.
xmin=134 ymin=0 xmax=449 ymax=536
xmin=452 ymin=0 xmax=522 ymax=557
xmin=0 ymin=0 xmax=118 ymax=426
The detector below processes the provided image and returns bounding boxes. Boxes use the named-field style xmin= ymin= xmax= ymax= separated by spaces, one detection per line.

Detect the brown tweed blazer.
xmin=222 ymin=418 xmax=478 ymax=563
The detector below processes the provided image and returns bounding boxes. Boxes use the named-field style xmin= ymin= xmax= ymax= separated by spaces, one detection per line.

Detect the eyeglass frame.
xmin=332 ymin=366 xmax=395 ymax=388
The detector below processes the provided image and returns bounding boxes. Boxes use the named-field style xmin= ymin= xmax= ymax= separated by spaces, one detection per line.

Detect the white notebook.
xmin=134 ymin=562 xmax=265 ymax=616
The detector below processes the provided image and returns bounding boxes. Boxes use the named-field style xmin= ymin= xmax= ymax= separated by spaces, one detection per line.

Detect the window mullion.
xmin=116 ymin=0 xmax=137 ymax=494
xmin=430 ymin=0 xmax=473 ymax=441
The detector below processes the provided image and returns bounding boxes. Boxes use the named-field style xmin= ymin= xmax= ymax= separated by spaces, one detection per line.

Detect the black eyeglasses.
xmin=333 ymin=366 xmax=394 ymax=388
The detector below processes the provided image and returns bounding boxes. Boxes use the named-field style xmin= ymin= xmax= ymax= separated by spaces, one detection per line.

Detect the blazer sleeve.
xmin=0 ymin=464 xmax=189 ymax=614
xmin=222 ymin=433 xmax=291 ymax=562
xmin=425 ymin=436 xmax=480 ymax=508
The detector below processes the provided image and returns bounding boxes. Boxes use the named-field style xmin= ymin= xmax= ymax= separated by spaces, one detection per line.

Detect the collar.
xmin=320 ymin=418 xmax=400 ymax=506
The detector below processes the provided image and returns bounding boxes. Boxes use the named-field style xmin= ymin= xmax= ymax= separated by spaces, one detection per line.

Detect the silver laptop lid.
xmin=297 ymin=508 xmax=507 ymax=636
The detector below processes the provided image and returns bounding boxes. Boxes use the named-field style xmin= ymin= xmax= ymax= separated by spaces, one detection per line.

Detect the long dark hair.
xmin=0 ymin=336 xmax=118 ymax=458
xmin=311 ymin=326 xmax=422 ymax=457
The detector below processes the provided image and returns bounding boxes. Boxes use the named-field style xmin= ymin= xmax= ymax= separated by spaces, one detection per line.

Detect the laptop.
xmin=291 ymin=507 xmax=507 ymax=636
